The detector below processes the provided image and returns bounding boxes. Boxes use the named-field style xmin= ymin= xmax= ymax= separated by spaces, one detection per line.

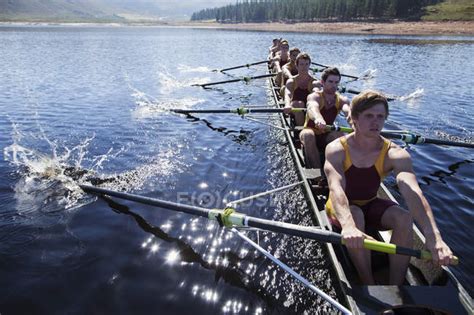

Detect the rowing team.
xmin=268 ymin=38 xmax=456 ymax=285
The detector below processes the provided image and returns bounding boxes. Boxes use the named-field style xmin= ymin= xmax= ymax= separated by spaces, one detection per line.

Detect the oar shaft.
xmin=311 ymin=62 xmax=359 ymax=80
xmin=311 ymin=62 xmax=329 ymax=68
xmin=338 ymin=86 xmax=396 ymax=101
xmin=380 ymin=132 xmax=474 ymax=148
xmin=171 ymin=107 xmax=306 ymax=115
xmin=81 ymin=184 xmax=342 ymax=242
xmin=219 ymin=60 xmax=269 ymax=72
xmin=233 ymin=228 xmax=352 ymax=314
xmin=172 ymin=109 xmax=238 ymax=114
xmin=196 ymin=77 xmax=241 ymax=87
xmin=423 ymin=138 xmax=474 ymax=148
xmin=194 ymin=73 xmax=276 ymax=87
xmin=81 ymin=185 xmax=210 ymax=218
xmin=80 ymin=185 xmax=457 ymax=263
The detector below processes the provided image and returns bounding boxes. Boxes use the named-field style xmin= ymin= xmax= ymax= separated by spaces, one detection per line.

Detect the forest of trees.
xmin=191 ymin=0 xmax=443 ymax=22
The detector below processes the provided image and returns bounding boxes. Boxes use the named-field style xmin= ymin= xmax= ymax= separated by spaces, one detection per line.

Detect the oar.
xmin=213 ymin=60 xmax=269 ymax=72
xmin=311 ymin=63 xmax=360 ymax=80
xmin=337 ymin=86 xmax=397 ymax=101
xmin=171 ymin=107 xmax=306 ymax=116
xmin=327 ymin=125 xmax=474 ymax=148
xmin=191 ymin=73 xmax=276 ymax=88
xmin=311 ymin=61 xmax=330 ymax=69
xmin=79 ymin=184 xmax=458 ymax=264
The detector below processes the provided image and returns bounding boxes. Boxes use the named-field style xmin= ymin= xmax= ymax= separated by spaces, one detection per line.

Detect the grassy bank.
xmin=423 ymin=0 xmax=474 ymax=21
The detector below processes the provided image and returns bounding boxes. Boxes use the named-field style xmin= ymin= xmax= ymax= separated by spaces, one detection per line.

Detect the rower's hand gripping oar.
xmin=326 ymin=125 xmax=474 ymax=148
xmin=171 ymin=107 xmax=306 ymax=116
xmin=79 ymin=184 xmax=459 ymax=265
xmin=213 ymin=60 xmax=269 ymax=72
xmin=191 ymin=73 xmax=276 ymax=88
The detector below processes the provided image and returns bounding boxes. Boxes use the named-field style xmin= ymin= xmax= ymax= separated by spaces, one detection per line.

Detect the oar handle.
xmin=325 ymin=125 xmax=353 ymax=133
xmin=362 ymin=239 xmax=459 ymax=265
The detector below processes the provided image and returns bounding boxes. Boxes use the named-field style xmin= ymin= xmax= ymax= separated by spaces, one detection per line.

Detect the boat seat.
xmin=303 ymin=168 xmax=321 ymax=179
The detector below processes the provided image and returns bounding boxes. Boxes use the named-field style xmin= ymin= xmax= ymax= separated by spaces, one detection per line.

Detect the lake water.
xmin=0 ymin=25 xmax=472 ymax=314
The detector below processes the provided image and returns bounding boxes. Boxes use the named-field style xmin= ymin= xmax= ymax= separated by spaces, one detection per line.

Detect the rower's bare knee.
xmin=383 ymin=206 xmax=413 ymax=231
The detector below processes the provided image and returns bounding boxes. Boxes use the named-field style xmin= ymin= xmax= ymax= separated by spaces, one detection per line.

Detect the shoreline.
xmin=1 ymin=20 xmax=474 ymax=36
xmin=181 ymin=21 xmax=474 ymax=36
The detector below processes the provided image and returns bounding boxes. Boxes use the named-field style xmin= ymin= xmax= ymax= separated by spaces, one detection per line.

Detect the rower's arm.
xmin=340 ymin=96 xmax=351 ymax=117
xmin=281 ymin=64 xmax=292 ymax=80
xmin=284 ymin=78 xmax=294 ymax=109
xmin=340 ymin=96 xmax=352 ymax=125
xmin=306 ymin=93 xmax=325 ymax=123
xmin=324 ymin=143 xmax=355 ymax=230
xmin=390 ymin=146 xmax=454 ymax=264
xmin=274 ymin=59 xmax=282 ymax=74
xmin=391 ymin=148 xmax=441 ymax=238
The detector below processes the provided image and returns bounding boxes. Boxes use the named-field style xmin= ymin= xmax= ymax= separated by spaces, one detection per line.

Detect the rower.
xmin=299 ymin=67 xmax=350 ymax=169
xmin=272 ymin=39 xmax=290 ymax=86
xmin=279 ymin=47 xmax=300 ymax=95
xmin=268 ymin=38 xmax=281 ymax=59
xmin=283 ymin=52 xmax=321 ymax=126
xmin=324 ymin=90 xmax=455 ymax=285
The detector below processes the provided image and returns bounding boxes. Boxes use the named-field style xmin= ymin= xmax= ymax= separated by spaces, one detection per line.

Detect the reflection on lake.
xmin=0 ymin=25 xmax=472 ymax=313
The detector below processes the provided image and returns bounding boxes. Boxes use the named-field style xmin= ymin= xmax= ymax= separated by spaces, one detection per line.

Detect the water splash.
xmin=157 ymin=68 xmax=210 ymax=94
xmin=359 ymin=68 xmax=377 ymax=80
xmin=4 ymin=123 xmax=119 ymax=212
xmin=336 ymin=63 xmax=357 ymax=72
xmin=178 ymin=64 xmax=213 ymax=73
xmin=399 ymin=88 xmax=424 ymax=102
xmin=129 ymin=86 xmax=205 ymax=119
xmin=3 ymin=120 xmax=186 ymax=213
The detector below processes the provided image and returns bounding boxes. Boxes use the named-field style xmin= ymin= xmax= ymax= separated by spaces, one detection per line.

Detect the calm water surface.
xmin=0 ymin=26 xmax=472 ymax=314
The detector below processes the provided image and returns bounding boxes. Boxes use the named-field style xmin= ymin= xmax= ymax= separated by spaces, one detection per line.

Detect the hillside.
xmin=0 ymin=0 xmax=123 ymax=22
xmin=423 ymin=0 xmax=474 ymax=20
xmin=0 ymin=0 xmax=234 ymax=23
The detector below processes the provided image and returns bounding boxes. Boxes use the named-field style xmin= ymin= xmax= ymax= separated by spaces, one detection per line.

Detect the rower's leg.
xmin=299 ymin=129 xmax=320 ymax=169
xmin=380 ymin=206 xmax=413 ymax=285
xmin=347 ymin=205 xmax=375 ymax=285
xmin=291 ymin=100 xmax=306 ymax=126
xmin=275 ymin=71 xmax=283 ymax=87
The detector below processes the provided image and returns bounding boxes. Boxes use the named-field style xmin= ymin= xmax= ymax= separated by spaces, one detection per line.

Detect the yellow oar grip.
xmin=363 ymin=239 xmax=397 ymax=254
xmin=290 ymin=108 xmax=305 ymax=112
xmin=343 ymin=239 xmax=459 ymax=266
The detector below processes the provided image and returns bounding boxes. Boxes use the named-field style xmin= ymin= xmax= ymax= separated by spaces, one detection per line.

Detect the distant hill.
xmin=0 ymin=0 xmax=121 ymax=22
xmin=0 ymin=0 xmax=234 ymax=23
